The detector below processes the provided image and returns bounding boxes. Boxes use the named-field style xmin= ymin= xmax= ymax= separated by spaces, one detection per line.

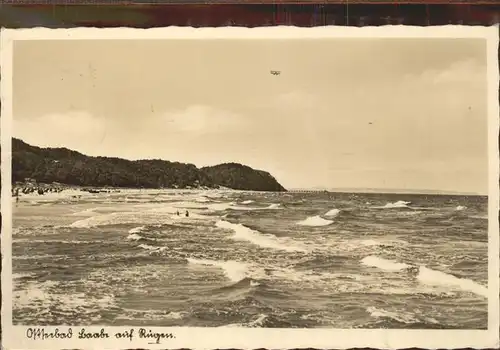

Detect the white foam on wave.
xmin=250 ymin=280 xmax=261 ymax=287
xmin=71 ymin=207 xmax=100 ymax=216
xmin=470 ymin=214 xmax=488 ymax=220
xmin=13 ymin=272 xmax=35 ymax=279
xmin=375 ymin=200 xmax=411 ymax=209
xmin=138 ymin=244 xmax=167 ymax=253
xmin=266 ymin=266 xmax=368 ymax=293
xmin=195 ymin=196 xmax=211 ymax=203
xmin=127 ymin=233 xmax=145 ymax=241
xmin=455 ymin=205 xmax=467 ymax=211
xmin=165 ymin=311 xmax=185 ymax=319
xmin=13 ymin=254 xmax=67 ymax=261
xmin=13 ymin=279 xmax=116 ymax=323
xmin=248 ymin=313 xmax=268 ymax=326
xmin=173 ymin=201 xmax=212 ymax=209
xmin=219 ymin=313 xmax=268 ymax=328
xmin=206 ymin=202 xmax=236 ymax=211
xmin=325 ymin=208 xmax=341 ymax=217
xmin=216 ymin=220 xmax=307 ymax=253
xmin=69 ymin=213 xmax=122 ymax=228
xmin=147 ymin=205 xmax=209 ymax=220
xmin=361 ymin=256 xmax=409 ymax=271
xmin=118 ymin=309 xmax=187 ymax=322
xmin=361 ymin=256 xmax=488 ymax=298
xmin=14 ymin=280 xmax=59 ymax=308
xmin=128 ymin=226 xmax=146 ymax=234
xmin=192 ymin=256 xmax=367 ymax=293
xmin=230 ymin=203 xmax=281 ymax=211
xmin=13 ymin=238 xmax=104 ymax=245
xmin=297 ymin=215 xmax=333 ymax=227
xmin=133 ymin=198 xmax=279 ymax=214
xmin=366 ymin=306 xmax=439 ymax=325
xmin=367 ymin=306 xmax=416 ymax=324
xmin=358 ymin=238 xmax=408 ymax=247
xmin=187 ymin=258 xmax=249 ymax=282
xmin=417 ymin=266 xmax=488 ymax=298
xmin=68 ymin=205 xmax=210 ymax=228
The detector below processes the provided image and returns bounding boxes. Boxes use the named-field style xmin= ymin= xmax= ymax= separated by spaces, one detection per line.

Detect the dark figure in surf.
xmin=176 ymin=211 xmax=180 ymax=216
xmin=185 ymin=210 xmax=189 ymax=217
xmin=405 ymin=265 xmax=420 ymax=277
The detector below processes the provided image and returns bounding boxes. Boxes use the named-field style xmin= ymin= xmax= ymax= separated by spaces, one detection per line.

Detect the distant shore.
xmin=11 ymin=181 xmax=236 ymax=199
xmin=13 ymin=182 xmax=114 ymax=196
xmin=290 ymin=188 xmax=485 ymax=196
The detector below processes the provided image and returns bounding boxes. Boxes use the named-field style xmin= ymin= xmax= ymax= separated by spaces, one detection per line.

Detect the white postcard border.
xmin=1 ymin=25 xmax=499 ymax=350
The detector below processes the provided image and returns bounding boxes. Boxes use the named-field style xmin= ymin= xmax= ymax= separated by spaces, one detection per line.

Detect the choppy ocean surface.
xmin=12 ymin=189 xmax=489 ymax=328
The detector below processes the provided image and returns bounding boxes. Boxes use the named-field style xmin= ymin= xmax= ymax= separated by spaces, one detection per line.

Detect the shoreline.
xmin=11 ymin=181 xmax=248 ymax=199
xmin=11 ymin=181 xmax=484 ymax=199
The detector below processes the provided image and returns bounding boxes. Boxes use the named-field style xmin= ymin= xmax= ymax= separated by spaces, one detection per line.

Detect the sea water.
xmin=12 ymin=189 xmax=488 ymax=328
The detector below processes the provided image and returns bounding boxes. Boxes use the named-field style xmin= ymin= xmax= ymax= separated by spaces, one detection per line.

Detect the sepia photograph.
xmin=1 ymin=26 xmax=499 ymax=349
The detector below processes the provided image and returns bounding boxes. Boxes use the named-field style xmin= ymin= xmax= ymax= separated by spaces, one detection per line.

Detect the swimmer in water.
xmin=405 ymin=265 xmax=420 ymax=277
xmin=185 ymin=210 xmax=189 ymax=217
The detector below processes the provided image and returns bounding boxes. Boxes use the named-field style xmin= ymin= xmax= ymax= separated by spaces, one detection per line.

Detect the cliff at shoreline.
xmin=202 ymin=163 xmax=286 ymax=192
xmin=11 ymin=138 xmax=287 ymax=192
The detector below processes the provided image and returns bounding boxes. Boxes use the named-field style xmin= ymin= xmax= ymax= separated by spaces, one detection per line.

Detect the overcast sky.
xmin=12 ymin=38 xmax=488 ymax=194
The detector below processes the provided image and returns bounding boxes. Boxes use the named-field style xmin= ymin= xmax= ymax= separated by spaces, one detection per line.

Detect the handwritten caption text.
xmin=26 ymin=327 xmax=175 ymax=344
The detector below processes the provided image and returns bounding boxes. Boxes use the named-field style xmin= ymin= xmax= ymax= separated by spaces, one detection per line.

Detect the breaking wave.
xmin=187 ymin=258 xmax=249 ymax=282
xmin=297 ymin=215 xmax=333 ymax=227
xmin=215 ymin=220 xmax=307 ymax=252
xmin=417 ymin=266 xmax=488 ymax=298
xmin=69 ymin=213 xmax=134 ymax=228
xmin=366 ymin=306 xmax=439 ymax=325
xmin=362 ymin=256 xmax=488 ymax=298
xmin=126 ymin=233 xmax=148 ymax=241
xmin=325 ymin=208 xmax=341 ymax=217
xmin=137 ymin=244 xmax=168 ymax=254
xmin=361 ymin=256 xmax=410 ymax=271
xmin=71 ymin=207 xmax=99 ymax=216
xmin=195 ymin=197 xmax=211 ymax=203
xmin=375 ymin=200 xmax=411 ymax=209
xmin=230 ymin=203 xmax=281 ymax=211
xmin=128 ymin=226 xmax=146 ymax=234
xmin=219 ymin=313 xmax=268 ymax=328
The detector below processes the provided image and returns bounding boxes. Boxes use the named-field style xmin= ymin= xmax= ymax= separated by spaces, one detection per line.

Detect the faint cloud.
xmin=273 ymin=91 xmax=318 ymax=110
xmin=13 ymin=111 xmax=106 ymax=150
xmin=411 ymin=59 xmax=486 ymax=86
xmin=158 ymin=105 xmax=246 ymax=134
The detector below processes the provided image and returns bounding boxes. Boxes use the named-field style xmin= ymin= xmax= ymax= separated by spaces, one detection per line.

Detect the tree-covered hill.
xmin=11 ymin=138 xmax=287 ymax=192
xmin=202 ymin=163 xmax=286 ymax=192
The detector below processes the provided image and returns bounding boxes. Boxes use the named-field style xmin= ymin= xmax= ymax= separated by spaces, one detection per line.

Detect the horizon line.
xmin=289 ymin=187 xmax=486 ymax=196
